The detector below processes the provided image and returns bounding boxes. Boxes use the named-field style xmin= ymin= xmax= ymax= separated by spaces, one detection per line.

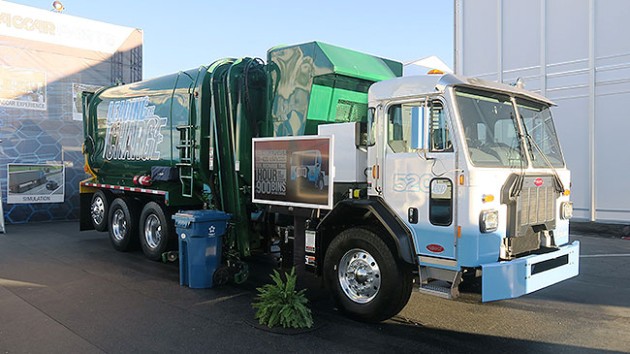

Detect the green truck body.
xmin=80 ymin=42 xmax=402 ymax=303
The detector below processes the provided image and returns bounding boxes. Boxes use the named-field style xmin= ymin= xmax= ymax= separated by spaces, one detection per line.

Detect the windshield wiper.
xmin=524 ymin=134 xmax=565 ymax=193
xmin=508 ymin=111 xmax=526 ymax=199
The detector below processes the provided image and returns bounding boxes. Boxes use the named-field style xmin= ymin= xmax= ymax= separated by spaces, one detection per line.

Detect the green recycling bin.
xmin=173 ymin=210 xmax=231 ymax=288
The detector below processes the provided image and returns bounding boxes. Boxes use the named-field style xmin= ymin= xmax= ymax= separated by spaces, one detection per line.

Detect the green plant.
xmin=252 ymin=267 xmax=313 ymax=329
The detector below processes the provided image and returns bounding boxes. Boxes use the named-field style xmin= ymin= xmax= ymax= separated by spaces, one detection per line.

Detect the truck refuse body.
xmin=79 ymin=41 xmax=579 ymax=322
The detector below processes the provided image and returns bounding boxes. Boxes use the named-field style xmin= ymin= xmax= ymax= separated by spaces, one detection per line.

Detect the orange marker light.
xmin=457 ymin=226 xmax=462 ymax=238
xmin=372 ymin=165 xmax=380 ymax=179
xmin=459 ymin=174 xmax=465 ymax=185
xmin=482 ymin=194 xmax=495 ymax=203
xmin=563 ymin=189 xmax=571 ymax=196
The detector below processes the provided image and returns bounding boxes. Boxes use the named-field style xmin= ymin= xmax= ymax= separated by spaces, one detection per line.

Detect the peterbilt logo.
xmin=534 ymin=178 xmax=544 ymax=187
xmin=426 ymin=244 xmax=444 ymax=253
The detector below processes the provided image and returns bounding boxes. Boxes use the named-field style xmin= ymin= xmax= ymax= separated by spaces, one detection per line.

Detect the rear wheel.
xmin=139 ymin=202 xmax=172 ymax=261
xmin=91 ymin=190 xmax=109 ymax=232
xmin=108 ymin=198 xmax=139 ymax=251
xmin=324 ymin=227 xmax=413 ymax=322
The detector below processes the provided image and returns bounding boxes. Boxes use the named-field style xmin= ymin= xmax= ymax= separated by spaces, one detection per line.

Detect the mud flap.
xmin=80 ymin=192 xmax=95 ymax=231
xmin=481 ymin=241 xmax=580 ymax=302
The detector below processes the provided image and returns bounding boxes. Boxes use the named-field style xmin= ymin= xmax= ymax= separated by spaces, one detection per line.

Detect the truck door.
xmin=381 ymin=100 xmax=458 ymax=259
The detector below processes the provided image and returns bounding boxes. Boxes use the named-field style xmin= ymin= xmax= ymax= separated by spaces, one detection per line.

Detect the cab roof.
xmin=368 ymin=73 xmax=554 ymax=105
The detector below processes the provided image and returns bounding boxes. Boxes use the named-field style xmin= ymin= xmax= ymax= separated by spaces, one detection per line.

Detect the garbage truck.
xmin=79 ymin=41 xmax=579 ymax=322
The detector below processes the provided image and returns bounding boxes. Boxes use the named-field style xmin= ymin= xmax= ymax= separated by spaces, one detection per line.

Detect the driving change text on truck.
xmin=79 ymin=42 xmax=579 ymax=322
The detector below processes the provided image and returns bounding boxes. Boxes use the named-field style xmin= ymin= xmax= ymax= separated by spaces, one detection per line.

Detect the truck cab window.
xmin=456 ymin=89 xmax=524 ymax=167
xmin=367 ymin=108 xmax=376 ymax=146
xmin=388 ymin=103 xmax=422 ymax=153
xmin=429 ymin=178 xmax=453 ymax=226
xmin=429 ymin=102 xmax=452 ymax=152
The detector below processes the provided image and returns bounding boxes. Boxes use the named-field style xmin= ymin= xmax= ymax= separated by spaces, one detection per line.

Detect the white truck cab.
xmin=363 ymin=74 xmax=579 ymax=302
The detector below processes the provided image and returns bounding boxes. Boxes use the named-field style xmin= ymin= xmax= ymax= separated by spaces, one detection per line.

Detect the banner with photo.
xmin=253 ymin=136 xmax=333 ymax=210
xmin=0 ymin=2 xmax=142 ymax=223
xmin=0 ymin=66 xmax=47 ymax=111
xmin=7 ymin=163 xmax=64 ymax=204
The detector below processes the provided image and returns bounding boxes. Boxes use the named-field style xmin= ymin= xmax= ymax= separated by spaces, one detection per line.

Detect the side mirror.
xmin=410 ymin=106 xmax=426 ymax=150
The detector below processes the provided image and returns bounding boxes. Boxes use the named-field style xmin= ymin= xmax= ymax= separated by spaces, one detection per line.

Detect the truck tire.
xmin=139 ymin=202 xmax=172 ymax=261
xmin=317 ymin=175 xmax=324 ymax=191
xmin=91 ymin=190 xmax=109 ymax=232
xmin=108 ymin=198 xmax=139 ymax=251
xmin=324 ymin=227 xmax=413 ymax=322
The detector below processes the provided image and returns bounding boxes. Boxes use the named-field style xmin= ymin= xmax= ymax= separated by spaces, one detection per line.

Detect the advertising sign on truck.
xmin=252 ymin=136 xmax=333 ymax=209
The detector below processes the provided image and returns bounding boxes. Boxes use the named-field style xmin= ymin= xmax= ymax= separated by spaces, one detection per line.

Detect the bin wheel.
xmin=161 ymin=251 xmax=178 ymax=263
xmin=213 ymin=266 xmax=230 ymax=286
xmin=108 ymin=198 xmax=139 ymax=251
xmin=140 ymin=202 xmax=172 ymax=261
xmin=233 ymin=262 xmax=249 ymax=284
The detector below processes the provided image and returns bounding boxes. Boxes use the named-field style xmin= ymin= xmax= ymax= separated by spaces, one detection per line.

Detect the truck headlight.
xmin=560 ymin=202 xmax=573 ymax=220
xmin=480 ymin=209 xmax=499 ymax=233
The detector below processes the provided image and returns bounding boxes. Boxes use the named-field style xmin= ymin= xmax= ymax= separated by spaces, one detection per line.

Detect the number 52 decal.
xmin=393 ymin=173 xmax=430 ymax=192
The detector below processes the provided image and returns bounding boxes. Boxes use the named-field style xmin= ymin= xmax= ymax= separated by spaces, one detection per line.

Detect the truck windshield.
xmin=455 ymin=89 xmax=525 ymax=168
xmin=516 ymin=99 xmax=565 ymax=168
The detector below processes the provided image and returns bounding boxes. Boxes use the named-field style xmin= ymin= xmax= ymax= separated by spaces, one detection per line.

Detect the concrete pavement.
xmin=0 ymin=221 xmax=626 ymax=353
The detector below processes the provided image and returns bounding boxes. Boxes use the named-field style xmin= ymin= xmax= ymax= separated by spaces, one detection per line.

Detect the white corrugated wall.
xmin=455 ymin=0 xmax=630 ymax=223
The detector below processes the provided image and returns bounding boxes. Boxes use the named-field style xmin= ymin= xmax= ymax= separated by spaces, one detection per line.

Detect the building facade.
xmin=0 ymin=2 xmax=142 ymax=223
xmin=455 ymin=0 xmax=630 ymax=223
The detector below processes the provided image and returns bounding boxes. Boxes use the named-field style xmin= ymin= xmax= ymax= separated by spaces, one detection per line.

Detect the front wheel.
xmin=139 ymin=202 xmax=173 ymax=261
xmin=324 ymin=228 xmax=413 ymax=322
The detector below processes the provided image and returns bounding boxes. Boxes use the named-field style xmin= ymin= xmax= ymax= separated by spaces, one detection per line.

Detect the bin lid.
xmin=172 ymin=210 xmax=232 ymax=223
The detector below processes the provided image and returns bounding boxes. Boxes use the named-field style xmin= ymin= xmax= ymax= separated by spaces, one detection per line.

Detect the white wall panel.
xmin=551 ymin=98 xmax=590 ymax=219
xmin=595 ymin=0 xmax=630 ymax=58
xmin=546 ymin=0 xmax=589 ymax=65
xmin=460 ymin=0 xmax=499 ymax=78
xmin=594 ymin=92 xmax=630 ymax=221
xmin=456 ymin=0 xmax=630 ymax=223
xmin=502 ymin=1 xmax=540 ymax=71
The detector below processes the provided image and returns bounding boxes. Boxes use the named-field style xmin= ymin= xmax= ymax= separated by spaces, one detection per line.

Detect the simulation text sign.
xmin=7 ymin=163 xmax=64 ymax=204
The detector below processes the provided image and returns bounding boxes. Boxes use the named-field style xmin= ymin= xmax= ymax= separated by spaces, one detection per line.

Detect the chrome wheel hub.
xmin=144 ymin=214 xmax=162 ymax=249
xmin=91 ymin=196 xmax=105 ymax=225
xmin=111 ymin=209 xmax=127 ymax=242
xmin=338 ymin=248 xmax=381 ymax=304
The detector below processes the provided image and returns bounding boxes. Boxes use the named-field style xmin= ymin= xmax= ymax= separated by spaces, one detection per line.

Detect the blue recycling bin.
xmin=173 ymin=210 xmax=231 ymax=289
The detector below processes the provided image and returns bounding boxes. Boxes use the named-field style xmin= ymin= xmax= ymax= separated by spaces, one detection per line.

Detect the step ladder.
xmin=176 ymin=124 xmax=195 ymax=198
xmin=416 ymin=266 xmax=462 ymax=299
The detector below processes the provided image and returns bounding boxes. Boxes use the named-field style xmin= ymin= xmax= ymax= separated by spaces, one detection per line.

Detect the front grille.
xmin=518 ymin=184 xmax=556 ymax=227
xmin=501 ymin=174 xmax=560 ymax=259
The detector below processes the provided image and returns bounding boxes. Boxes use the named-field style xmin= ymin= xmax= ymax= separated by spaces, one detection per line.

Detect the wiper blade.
xmin=525 ymin=134 xmax=565 ymax=193
xmin=509 ymin=132 xmax=528 ymax=199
